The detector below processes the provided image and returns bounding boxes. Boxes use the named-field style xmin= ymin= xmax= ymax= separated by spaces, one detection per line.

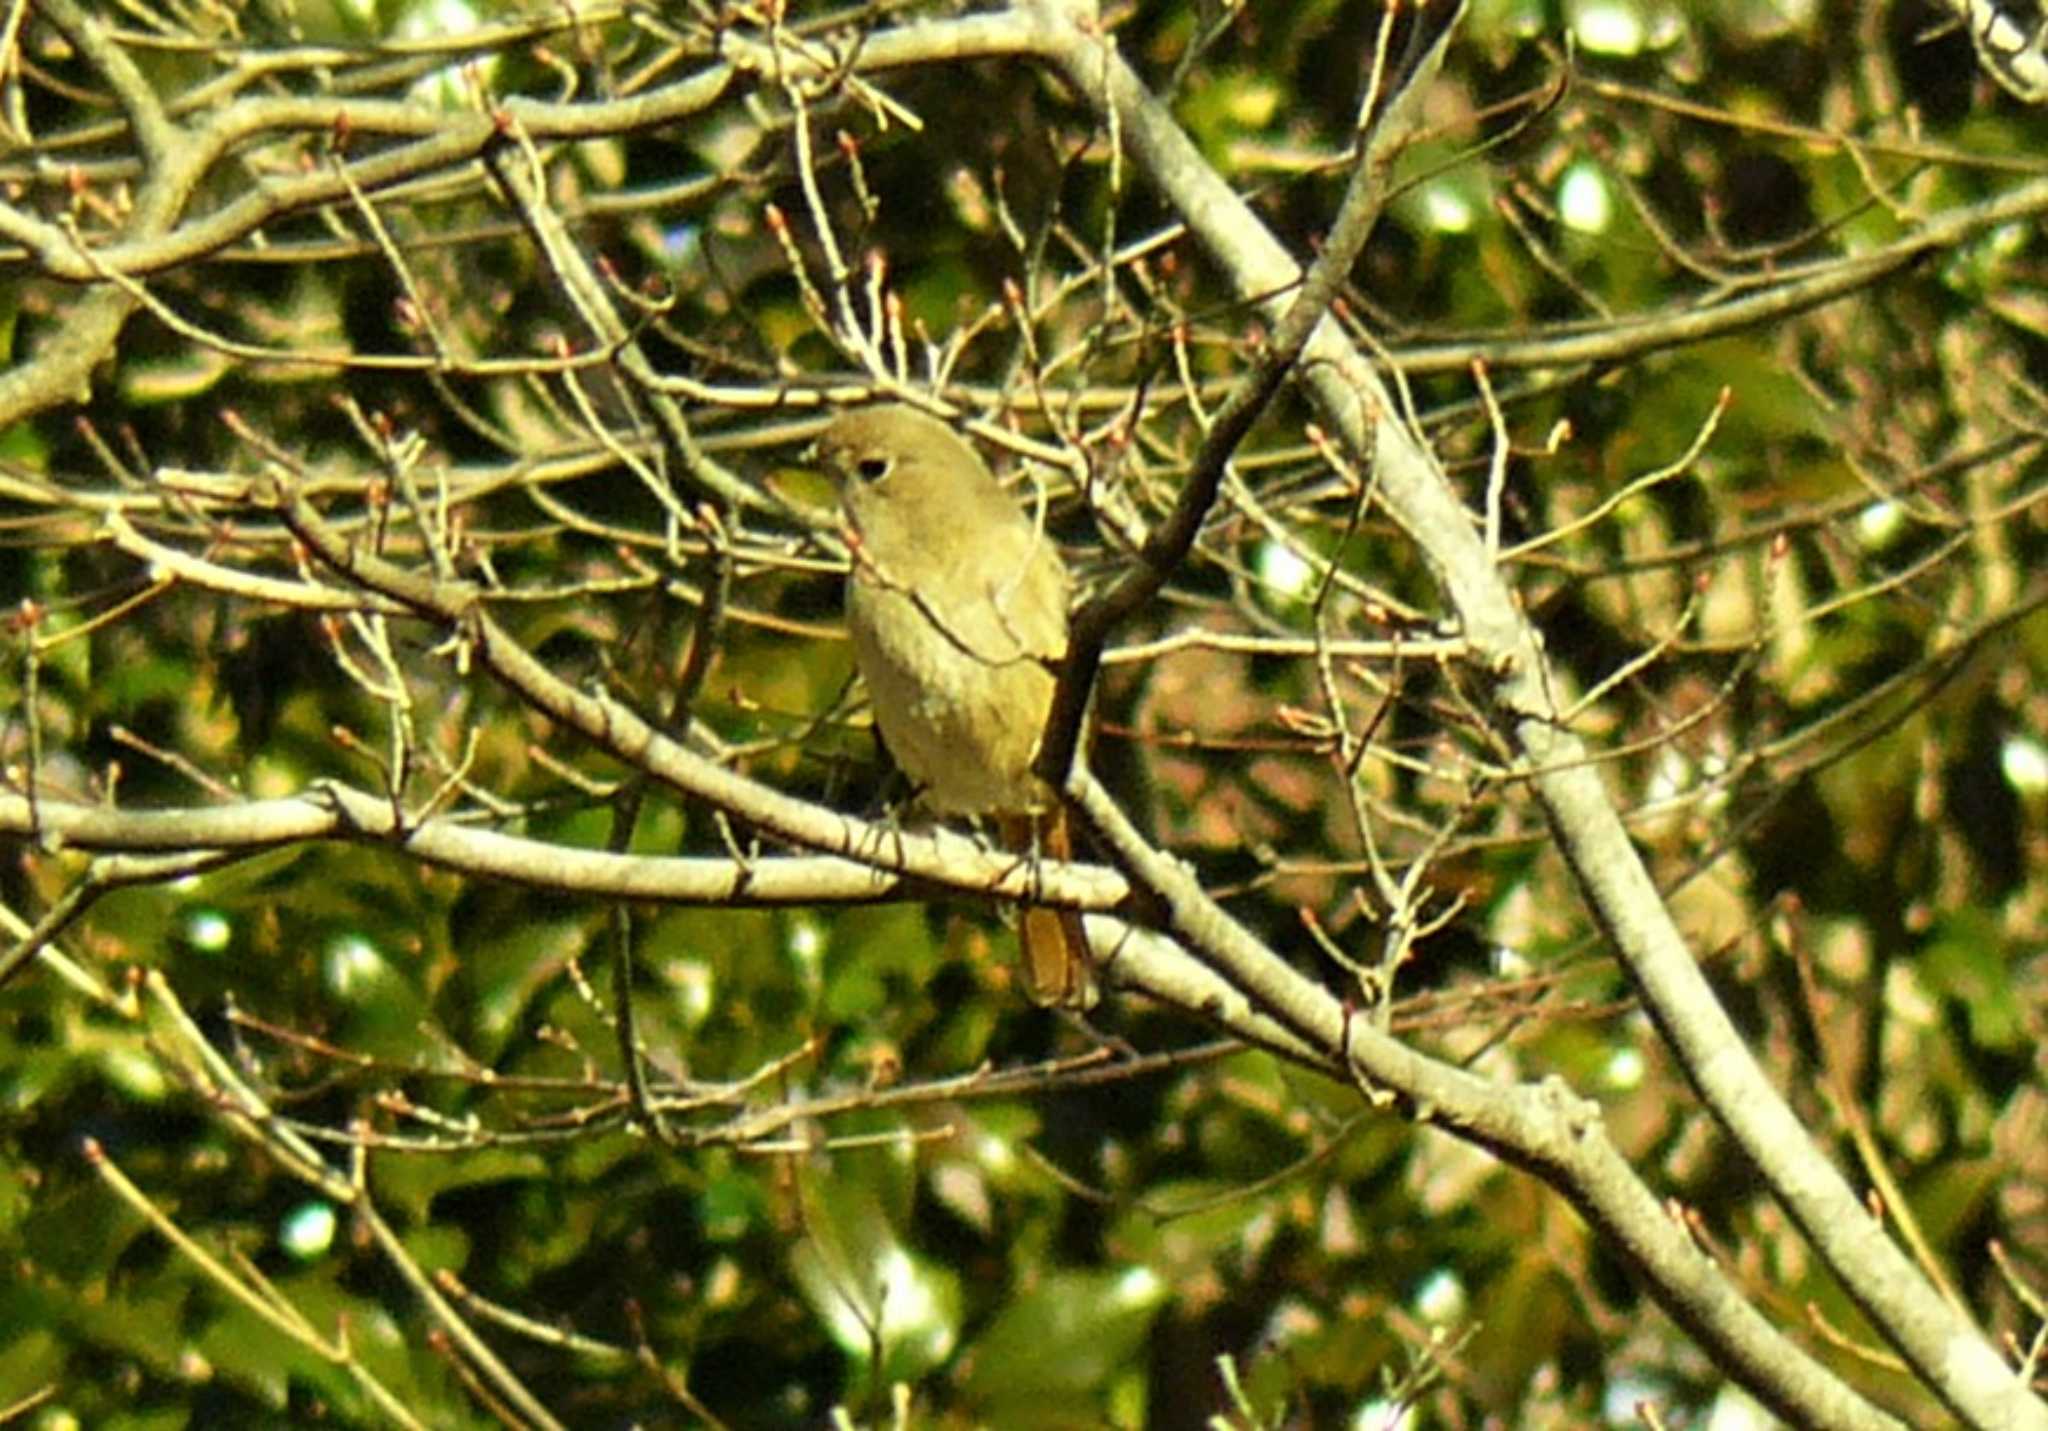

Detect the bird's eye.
xmin=855 ymin=455 xmax=891 ymax=483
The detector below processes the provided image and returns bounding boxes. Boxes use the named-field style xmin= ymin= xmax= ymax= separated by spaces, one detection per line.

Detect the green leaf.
xmin=957 ymin=1267 xmax=1168 ymax=1408
xmin=1918 ymin=912 xmax=2026 ymax=1050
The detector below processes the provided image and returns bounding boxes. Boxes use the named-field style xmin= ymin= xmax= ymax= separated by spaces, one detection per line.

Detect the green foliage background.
xmin=2 ymin=0 xmax=2046 ymax=1426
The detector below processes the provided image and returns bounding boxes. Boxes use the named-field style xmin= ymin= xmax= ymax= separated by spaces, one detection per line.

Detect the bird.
xmin=814 ymin=404 xmax=1096 ymax=1008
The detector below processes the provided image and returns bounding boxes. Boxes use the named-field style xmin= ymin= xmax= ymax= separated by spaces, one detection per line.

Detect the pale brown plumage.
xmin=818 ymin=404 xmax=1094 ymax=1008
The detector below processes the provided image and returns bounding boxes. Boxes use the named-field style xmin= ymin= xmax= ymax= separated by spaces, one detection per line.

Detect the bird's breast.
xmin=846 ymin=576 xmax=1056 ymax=815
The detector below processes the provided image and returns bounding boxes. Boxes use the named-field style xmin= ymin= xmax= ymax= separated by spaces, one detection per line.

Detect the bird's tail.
xmin=998 ymin=807 xmax=1097 ymax=1010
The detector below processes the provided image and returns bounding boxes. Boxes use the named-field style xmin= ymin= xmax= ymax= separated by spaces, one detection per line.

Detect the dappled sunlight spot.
xmin=1643 ymin=744 xmax=1691 ymax=808
xmin=183 ymin=908 xmax=232 ymax=954
xmin=801 ymin=1243 xmax=958 ymax=1370
xmin=1255 ymin=537 xmax=1315 ymax=605
xmin=278 ymin=1200 xmax=337 ymax=1260
xmin=1999 ymin=733 xmax=2048 ymax=796
xmin=663 ymin=223 xmax=701 ymax=264
xmin=324 ymin=933 xmax=393 ymax=1000
xmin=785 ymin=916 xmax=825 ymax=962
xmin=1604 ymin=1046 xmax=1645 ymax=1092
xmin=101 ymin=1047 xmax=171 ymax=1102
xmin=1350 ymin=1397 xmax=1416 ymax=1431
xmin=785 ymin=914 xmax=826 ymax=993
xmin=1558 ymin=162 xmax=1614 ymax=234
xmin=658 ymin=957 xmax=716 ymax=1026
xmin=1569 ymin=0 xmax=1650 ymax=56
xmin=1110 ymin=1265 xmax=1164 ymax=1308
xmin=930 ymin=1160 xmax=994 ymax=1234
xmin=1419 ymin=180 xmax=1477 ymax=234
xmin=1883 ymin=962 xmax=1940 ymax=1027
xmin=1856 ymin=500 xmax=1904 ymax=549
xmin=1411 ymin=1266 xmax=1467 ymax=1325
xmin=1602 ymin=1370 xmax=1674 ymax=1423
xmin=877 ymin=1246 xmax=959 ymax=1363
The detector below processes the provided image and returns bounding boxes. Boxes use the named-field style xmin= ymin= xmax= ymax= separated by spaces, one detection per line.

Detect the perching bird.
xmin=815 ymin=404 xmax=1095 ymax=1008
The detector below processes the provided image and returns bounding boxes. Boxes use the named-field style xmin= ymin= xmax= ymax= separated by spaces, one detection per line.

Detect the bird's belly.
xmin=849 ymin=587 xmax=1052 ymax=814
